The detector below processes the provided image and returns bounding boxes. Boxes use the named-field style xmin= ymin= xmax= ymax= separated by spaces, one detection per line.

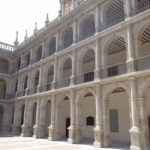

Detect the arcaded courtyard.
xmin=0 ymin=137 xmax=128 ymax=150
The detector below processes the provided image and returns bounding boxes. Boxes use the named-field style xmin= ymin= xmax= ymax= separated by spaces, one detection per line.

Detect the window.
xmin=108 ymin=66 xmax=118 ymax=77
xmin=84 ymin=72 xmax=94 ymax=82
xmin=109 ymin=109 xmax=119 ymax=132
xmin=86 ymin=116 xmax=95 ymax=126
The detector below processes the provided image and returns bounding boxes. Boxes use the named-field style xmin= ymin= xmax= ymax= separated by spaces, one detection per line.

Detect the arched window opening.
xmin=0 ymin=106 xmax=4 ymax=125
xmin=0 ymin=58 xmax=9 ymax=74
xmin=47 ymin=66 xmax=54 ymax=90
xmin=25 ymin=53 xmax=30 ymax=66
xmin=63 ymin=27 xmax=73 ymax=49
xmin=86 ymin=116 xmax=95 ymax=126
xmin=24 ymin=76 xmax=28 ymax=90
xmin=32 ymin=103 xmax=37 ymax=126
xmin=21 ymin=104 xmax=25 ymax=125
xmin=82 ymin=49 xmax=95 ymax=82
xmin=135 ymin=0 xmax=150 ymax=14
xmin=137 ymin=25 xmax=150 ymax=71
xmin=36 ymin=46 xmax=42 ymax=62
xmin=17 ymin=57 xmax=21 ymax=70
xmin=49 ymin=37 xmax=56 ymax=56
xmin=0 ymin=79 xmax=6 ymax=99
xmin=106 ymin=37 xmax=127 ymax=77
xmin=105 ymin=0 xmax=124 ymax=29
xmin=79 ymin=15 xmax=95 ymax=40
xmin=34 ymin=71 xmax=39 ymax=93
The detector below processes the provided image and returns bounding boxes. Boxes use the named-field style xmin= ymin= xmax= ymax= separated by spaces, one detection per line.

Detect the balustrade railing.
xmin=0 ymin=42 xmax=14 ymax=51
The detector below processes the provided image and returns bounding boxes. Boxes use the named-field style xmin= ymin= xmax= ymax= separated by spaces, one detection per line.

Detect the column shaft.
xmin=95 ymin=39 xmax=100 ymax=80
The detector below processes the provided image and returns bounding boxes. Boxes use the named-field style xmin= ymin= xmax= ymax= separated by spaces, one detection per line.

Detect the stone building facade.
xmin=0 ymin=0 xmax=150 ymax=149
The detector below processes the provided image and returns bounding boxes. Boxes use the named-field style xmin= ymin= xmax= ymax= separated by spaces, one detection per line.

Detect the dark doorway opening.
xmin=66 ymin=118 xmax=70 ymax=138
xmin=148 ymin=116 xmax=150 ymax=142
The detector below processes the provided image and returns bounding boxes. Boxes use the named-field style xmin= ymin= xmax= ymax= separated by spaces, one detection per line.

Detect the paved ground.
xmin=0 ymin=137 xmax=129 ymax=150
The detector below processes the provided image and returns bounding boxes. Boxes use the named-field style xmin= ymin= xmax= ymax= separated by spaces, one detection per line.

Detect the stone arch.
xmin=104 ymin=35 xmax=127 ymax=77
xmin=56 ymin=94 xmax=71 ymax=140
xmin=79 ymin=14 xmax=95 ymax=40
xmin=76 ymin=88 xmax=96 ymax=143
xmin=103 ymin=0 xmax=124 ymax=28
xmin=103 ymin=85 xmax=130 ymax=147
xmin=62 ymin=27 xmax=73 ymax=49
xmin=0 ymin=79 xmax=7 ymax=99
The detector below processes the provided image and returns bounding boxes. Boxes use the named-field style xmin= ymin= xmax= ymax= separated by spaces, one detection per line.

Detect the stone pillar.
xmin=99 ymin=5 xmax=105 ymax=31
xmin=56 ymin=33 xmax=59 ymax=52
xmin=73 ymin=20 xmax=78 ymax=43
xmin=52 ymin=56 xmax=58 ymax=89
xmin=129 ymin=77 xmax=142 ymax=150
xmin=48 ymin=95 xmax=57 ymax=140
xmin=95 ymin=5 xmax=100 ymax=34
xmin=95 ymin=38 xmax=100 ymax=80
xmin=126 ymin=25 xmax=135 ymax=73
xmin=37 ymin=68 xmax=43 ymax=92
xmin=42 ymin=41 xmax=46 ymax=58
xmin=70 ymin=51 xmax=76 ymax=85
xmin=138 ymin=97 xmax=149 ymax=150
xmin=94 ymin=84 xmax=103 ymax=147
xmin=33 ymin=100 xmax=41 ymax=138
xmin=68 ymin=90 xmax=79 ymax=143
xmin=21 ymin=101 xmax=33 ymax=137
xmin=124 ymin=0 xmax=132 ymax=18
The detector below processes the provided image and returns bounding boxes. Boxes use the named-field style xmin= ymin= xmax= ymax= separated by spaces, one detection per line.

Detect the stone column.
xmin=52 ymin=56 xmax=58 ymax=89
xmin=138 ymin=97 xmax=149 ymax=150
xmin=68 ymin=90 xmax=79 ymax=143
xmin=37 ymin=67 xmax=43 ymax=92
xmin=21 ymin=101 xmax=33 ymax=137
xmin=70 ymin=51 xmax=76 ymax=85
xmin=94 ymin=84 xmax=103 ymax=147
xmin=126 ymin=25 xmax=135 ymax=73
xmin=48 ymin=95 xmax=57 ymax=140
xmin=95 ymin=5 xmax=100 ymax=34
xmin=33 ymin=100 xmax=41 ymax=138
xmin=129 ymin=77 xmax=142 ymax=150
xmin=25 ymin=72 xmax=32 ymax=95
xmin=124 ymin=0 xmax=132 ymax=18
xmin=95 ymin=38 xmax=100 ymax=80
xmin=42 ymin=41 xmax=46 ymax=58
xmin=73 ymin=20 xmax=78 ymax=43
xmin=56 ymin=33 xmax=59 ymax=52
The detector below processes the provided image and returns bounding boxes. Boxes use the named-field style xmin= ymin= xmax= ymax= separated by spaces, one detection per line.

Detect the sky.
xmin=0 ymin=0 xmax=60 ymax=45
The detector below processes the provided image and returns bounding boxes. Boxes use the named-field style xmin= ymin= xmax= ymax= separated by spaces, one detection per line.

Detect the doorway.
xmin=148 ymin=116 xmax=150 ymax=142
xmin=66 ymin=118 xmax=70 ymax=138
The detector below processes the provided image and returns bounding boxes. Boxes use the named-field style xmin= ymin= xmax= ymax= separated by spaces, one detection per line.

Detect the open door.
xmin=66 ymin=118 xmax=70 ymax=138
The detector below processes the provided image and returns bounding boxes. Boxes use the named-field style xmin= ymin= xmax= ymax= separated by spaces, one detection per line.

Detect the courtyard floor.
xmin=0 ymin=137 xmax=129 ymax=150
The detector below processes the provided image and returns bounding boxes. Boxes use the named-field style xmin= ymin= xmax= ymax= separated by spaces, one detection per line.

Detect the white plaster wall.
xmin=108 ymin=92 xmax=130 ymax=144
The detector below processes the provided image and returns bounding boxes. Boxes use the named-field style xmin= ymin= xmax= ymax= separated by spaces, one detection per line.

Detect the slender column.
xmin=70 ymin=51 xmax=76 ymax=85
xmin=94 ymin=84 xmax=103 ymax=147
xmin=21 ymin=101 xmax=33 ymax=137
xmin=99 ymin=5 xmax=105 ymax=31
xmin=138 ymin=97 xmax=149 ymax=150
xmin=48 ymin=95 xmax=57 ymax=140
xmin=95 ymin=38 xmax=100 ymax=80
xmin=129 ymin=77 xmax=141 ymax=150
xmin=56 ymin=33 xmax=59 ymax=52
xmin=33 ymin=100 xmax=41 ymax=138
xmin=124 ymin=0 xmax=132 ymax=18
xmin=73 ymin=20 xmax=78 ymax=43
xmin=42 ymin=41 xmax=46 ymax=58
xmin=95 ymin=5 xmax=100 ymax=34
xmin=126 ymin=25 xmax=135 ymax=73
xmin=37 ymin=68 xmax=43 ymax=92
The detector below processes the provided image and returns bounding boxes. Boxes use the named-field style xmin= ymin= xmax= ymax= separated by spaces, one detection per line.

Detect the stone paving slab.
xmin=0 ymin=137 xmax=129 ymax=150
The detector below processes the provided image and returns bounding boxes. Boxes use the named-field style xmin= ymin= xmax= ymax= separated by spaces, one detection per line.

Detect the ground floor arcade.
xmin=11 ymin=77 xmax=150 ymax=150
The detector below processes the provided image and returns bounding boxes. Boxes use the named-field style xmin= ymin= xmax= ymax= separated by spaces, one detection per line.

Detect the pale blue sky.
xmin=0 ymin=0 xmax=60 ymax=44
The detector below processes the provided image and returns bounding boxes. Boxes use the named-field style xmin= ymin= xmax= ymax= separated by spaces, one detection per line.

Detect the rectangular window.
xmin=108 ymin=66 xmax=118 ymax=77
xmin=109 ymin=109 xmax=119 ymax=133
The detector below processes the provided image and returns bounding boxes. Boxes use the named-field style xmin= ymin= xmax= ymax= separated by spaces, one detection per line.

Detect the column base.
xmin=12 ymin=125 xmax=21 ymax=135
xmin=21 ymin=125 xmax=33 ymax=137
xmin=48 ymin=125 xmax=57 ymax=141
xmin=68 ymin=126 xmax=81 ymax=144
xmin=33 ymin=125 xmax=47 ymax=138
xmin=130 ymin=126 xmax=141 ymax=150
xmin=94 ymin=126 xmax=103 ymax=148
